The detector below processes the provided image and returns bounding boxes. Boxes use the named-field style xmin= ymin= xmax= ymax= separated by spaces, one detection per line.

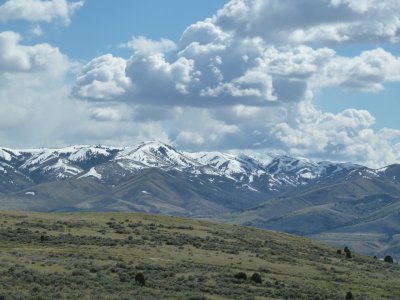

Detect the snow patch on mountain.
xmin=19 ymin=149 xmax=57 ymax=171
xmin=67 ymin=146 xmax=118 ymax=162
xmin=186 ymin=152 xmax=271 ymax=181
xmin=0 ymin=149 xmax=13 ymax=161
xmin=79 ymin=167 xmax=102 ymax=180
xmin=43 ymin=159 xmax=83 ymax=178
xmin=299 ymin=171 xmax=317 ymax=180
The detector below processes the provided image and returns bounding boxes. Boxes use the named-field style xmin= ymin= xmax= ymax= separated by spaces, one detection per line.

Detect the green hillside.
xmin=0 ymin=211 xmax=398 ymax=299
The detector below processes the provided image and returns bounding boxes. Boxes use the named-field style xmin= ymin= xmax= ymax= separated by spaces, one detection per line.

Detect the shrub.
xmin=344 ymin=246 xmax=352 ymax=258
xmin=336 ymin=249 xmax=342 ymax=255
xmin=345 ymin=291 xmax=354 ymax=300
xmin=234 ymin=272 xmax=247 ymax=280
xmin=119 ymin=273 xmax=129 ymax=282
xmin=188 ymin=296 xmax=207 ymax=300
xmin=250 ymin=272 xmax=262 ymax=284
xmin=384 ymin=255 xmax=394 ymax=263
xmin=135 ymin=273 xmax=145 ymax=286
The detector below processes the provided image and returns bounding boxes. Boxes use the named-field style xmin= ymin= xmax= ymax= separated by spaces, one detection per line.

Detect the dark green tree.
xmin=384 ymin=255 xmax=394 ymax=263
xmin=250 ymin=272 xmax=262 ymax=283
xmin=345 ymin=291 xmax=354 ymax=300
xmin=344 ymin=246 xmax=352 ymax=258
xmin=234 ymin=272 xmax=247 ymax=280
xmin=135 ymin=272 xmax=145 ymax=286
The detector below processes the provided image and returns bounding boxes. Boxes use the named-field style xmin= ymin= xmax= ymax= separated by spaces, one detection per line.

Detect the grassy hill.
xmin=0 ymin=211 xmax=399 ymax=299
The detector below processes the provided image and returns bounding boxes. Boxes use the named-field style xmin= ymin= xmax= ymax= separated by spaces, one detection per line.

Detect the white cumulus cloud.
xmin=120 ymin=36 xmax=177 ymax=54
xmin=74 ymin=54 xmax=131 ymax=100
xmin=0 ymin=31 xmax=70 ymax=74
xmin=318 ymin=48 xmax=400 ymax=92
xmin=269 ymin=100 xmax=400 ymax=167
xmin=214 ymin=0 xmax=400 ymax=44
xmin=0 ymin=0 xmax=84 ymax=25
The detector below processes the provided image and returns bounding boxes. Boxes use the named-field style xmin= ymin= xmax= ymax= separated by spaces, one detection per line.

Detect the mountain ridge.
xmin=0 ymin=140 xmax=396 ymax=215
xmin=0 ymin=140 xmax=371 ymax=189
xmin=1 ymin=140 xmax=400 ymax=260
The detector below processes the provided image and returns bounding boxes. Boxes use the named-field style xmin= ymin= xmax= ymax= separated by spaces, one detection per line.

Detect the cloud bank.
xmin=74 ymin=0 xmax=400 ymax=106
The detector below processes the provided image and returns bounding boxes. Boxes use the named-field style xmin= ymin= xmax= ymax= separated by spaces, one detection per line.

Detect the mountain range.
xmin=0 ymin=141 xmax=399 ymax=260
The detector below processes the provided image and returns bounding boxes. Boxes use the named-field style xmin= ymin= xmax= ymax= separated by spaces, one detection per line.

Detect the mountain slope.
xmin=3 ymin=167 xmax=267 ymax=216
xmin=77 ymin=168 xmax=267 ymax=216
xmin=229 ymin=173 xmax=400 ymax=260
xmin=0 ymin=161 xmax=32 ymax=193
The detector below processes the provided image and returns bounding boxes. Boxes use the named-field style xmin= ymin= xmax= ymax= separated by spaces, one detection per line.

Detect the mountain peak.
xmin=136 ymin=140 xmax=173 ymax=148
xmin=115 ymin=141 xmax=200 ymax=171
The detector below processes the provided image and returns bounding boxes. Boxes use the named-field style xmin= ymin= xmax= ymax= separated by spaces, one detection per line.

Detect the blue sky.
xmin=0 ymin=0 xmax=400 ymax=167
xmin=0 ymin=1 xmax=229 ymax=59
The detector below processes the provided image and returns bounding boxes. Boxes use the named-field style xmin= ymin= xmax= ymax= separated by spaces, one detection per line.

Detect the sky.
xmin=0 ymin=0 xmax=400 ymax=168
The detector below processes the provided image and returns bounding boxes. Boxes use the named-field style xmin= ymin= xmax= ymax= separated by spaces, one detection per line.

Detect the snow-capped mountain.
xmin=0 ymin=140 xmax=378 ymax=189
xmin=185 ymin=150 xmax=360 ymax=191
xmin=0 ymin=140 xmax=397 ymax=214
xmin=0 ymin=145 xmax=118 ymax=182
xmin=115 ymin=142 xmax=203 ymax=172
xmin=186 ymin=152 xmax=269 ymax=178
